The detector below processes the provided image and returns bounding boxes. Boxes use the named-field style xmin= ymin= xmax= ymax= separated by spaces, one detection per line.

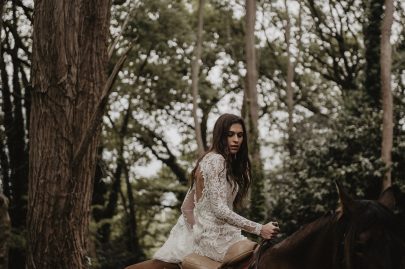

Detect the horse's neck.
xmin=262 ymin=217 xmax=342 ymax=269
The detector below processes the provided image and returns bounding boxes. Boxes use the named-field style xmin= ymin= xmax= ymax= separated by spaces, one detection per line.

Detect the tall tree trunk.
xmin=201 ymin=109 xmax=209 ymax=151
xmin=10 ymin=4 xmax=29 ymax=230
xmin=91 ymin=146 xmax=108 ymax=237
xmin=0 ymin=52 xmax=12 ymax=200
xmin=98 ymin=106 xmax=130 ymax=243
xmin=0 ymin=17 xmax=28 ymax=230
xmin=191 ymin=0 xmax=205 ymax=157
xmin=1 ymin=3 xmax=32 ymax=268
xmin=0 ymin=0 xmax=4 ymax=33
xmin=364 ymin=0 xmax=384 ymax=108
xmin=380 ymin=0 xmax=394 ymax=191
xmin=123 ymin=165 xmax=145 ymax=261
xmin=27 ymin=0 xmax=111 ymax=268
xmin=0 ymin=194 xmax=10 ymax=269
xmin=284 ymin=0 xmax=295 ymax=157
xmin=0 ymin=137 xmax=10 ymax=198
xmin=201 ymin=98 xmax=220 ymax=151
xmin=99 ymin=156 xmax=123 ymax=242
xmin=245 ymin=0 xmax=265 ymax=222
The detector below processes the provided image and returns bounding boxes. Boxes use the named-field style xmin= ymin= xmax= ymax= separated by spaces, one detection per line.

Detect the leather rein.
xmin=247 ymin=239 xmax=276 ymax=269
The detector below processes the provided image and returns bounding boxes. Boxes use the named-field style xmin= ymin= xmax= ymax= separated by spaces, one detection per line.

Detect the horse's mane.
xmin=271 ymin=213 xmax=338 ymax=253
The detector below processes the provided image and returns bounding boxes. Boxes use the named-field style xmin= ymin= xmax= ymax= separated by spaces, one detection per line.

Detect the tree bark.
xmin=0 ymin=49 xmax=13 ymax=201
xmin=191 ymin=0 xmax=205 ymax=157
xmin=0 ymin=137 xmax=10 ymax=198
xmin=27 ymin=0 xmax=111 ymax=268
xmin=123 ymin=165 xmax=145 ymax=261
xmin=0 ymin=0 xmax=4 ymax=33
xmin=0 ymin=194 xmax=10 ymax=269
xmin=380 ymin=0 xmax=394 ymax=191
xmin=91 ymin=146 xmax=107 ymax=224
xmin=10 ymin=4 xmax=29 ymax=230
xmin=98 ymin=106 xmax=131 ymax=243
xmin=284 ymin=0 xmax=295 ymax=157
xmin=244 ymin=0 xmax=265 ymax=222
xmin=364 ymin=0 xmax=384 ymax=108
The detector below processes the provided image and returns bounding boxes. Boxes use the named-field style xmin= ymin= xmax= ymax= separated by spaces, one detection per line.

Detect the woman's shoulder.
xmin=200 ymin=152 xmax=226 ymax=171
xmin=199 ymin=152 xmax=226 ymax=179
xmin=202 ymin=151 xmax=225 ymax=162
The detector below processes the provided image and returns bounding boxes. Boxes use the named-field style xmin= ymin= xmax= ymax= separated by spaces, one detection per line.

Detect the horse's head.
xmin=336 ymin=181 xmax=405 ymax=269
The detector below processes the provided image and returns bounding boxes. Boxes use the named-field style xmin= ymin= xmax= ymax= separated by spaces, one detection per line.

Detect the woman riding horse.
xmin=125 ymin=114 xmax=279 ymax=269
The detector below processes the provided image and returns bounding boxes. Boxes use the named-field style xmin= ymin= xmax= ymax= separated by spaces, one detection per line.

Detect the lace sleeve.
xmin=181 ymin=186 xmax=195 ymax=230
xmin=202 ymin=154 xmax=262 ymax=235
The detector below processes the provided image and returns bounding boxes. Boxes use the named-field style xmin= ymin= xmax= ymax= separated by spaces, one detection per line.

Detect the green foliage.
xmin=270 ymin=93 xmax=405 ymax=236
xmin=363 ymin=0 xmax=384 ymax=107
xmin=90 ymin=168 xmax=187 ymax=268
xmin=100 ymin=0 xmax=405 ymax=261
xmin=8 ymin=228 xmax=26 ymax=250
xmin=249 ymin=163 xmax=267 ymax=223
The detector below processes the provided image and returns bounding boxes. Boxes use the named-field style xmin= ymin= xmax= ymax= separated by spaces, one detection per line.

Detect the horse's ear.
xmin=335 ymin=180 xmax=355 ymax=218
xmin=378 ymin=186 xmax=396 ymax=211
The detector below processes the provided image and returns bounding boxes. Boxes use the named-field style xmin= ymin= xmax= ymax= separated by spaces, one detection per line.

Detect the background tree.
xmin=266 ymin=0 xmax=405 ymax=235
xmin=0 ymin=1 xmax=32 ymax=267
xmin=244 ymin=0 xmax=266 ymax=222
xmin=0 ymin=194 xmax=10 ymax=269
xmin=191 ymin=0 xmax=206 ymax=157
xmin=380 ymin=0 xmax=394 ymax=191
xmin=364 ymin=0 xmax=384 ymax=107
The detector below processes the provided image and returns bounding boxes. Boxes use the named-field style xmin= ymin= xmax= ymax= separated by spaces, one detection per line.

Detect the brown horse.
xmin=125 ymin=182 xmax=405 ymax=269
xmin=251 ymin=181 xmax=405 ymax=269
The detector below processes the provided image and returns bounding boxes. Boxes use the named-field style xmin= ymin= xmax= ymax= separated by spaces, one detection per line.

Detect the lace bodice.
xmin=195 ymin=152 xmax=261 ymax=233
xmin=153 ymin=152 xmax=262 ymax=263
xmin=192 ymin=152 xmax=262 ymax=261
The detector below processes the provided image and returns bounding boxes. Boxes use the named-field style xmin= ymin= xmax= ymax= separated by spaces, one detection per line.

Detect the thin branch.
xmin=72 ymin=44 xmax=133 ymax=167
xmin=3 ymin=20 xmax=31 ymax=57
xmin=108 ymin=5 xmax=138 ymax=60
xmin=13 ymin=0 xmax=33 ymax=21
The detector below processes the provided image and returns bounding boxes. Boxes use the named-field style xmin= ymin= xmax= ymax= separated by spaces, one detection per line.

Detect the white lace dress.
xmin=153 ymin=152 xmax=262 ymax=263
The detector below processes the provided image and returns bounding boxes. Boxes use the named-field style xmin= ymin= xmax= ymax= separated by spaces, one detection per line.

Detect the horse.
xmin=125 ymin=181 xmax=405 ymax=269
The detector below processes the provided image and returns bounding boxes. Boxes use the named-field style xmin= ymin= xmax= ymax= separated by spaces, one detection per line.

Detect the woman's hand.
xmin=260 ymin=221 xmax=280 ymax=240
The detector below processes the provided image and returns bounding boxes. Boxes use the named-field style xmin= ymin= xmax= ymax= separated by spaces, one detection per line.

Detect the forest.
xmin=0 ymin=0 xmax=404 ymax=268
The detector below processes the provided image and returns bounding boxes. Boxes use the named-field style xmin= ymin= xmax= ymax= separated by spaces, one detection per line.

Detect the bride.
xmin=126 ymin=113 xmax=279 ymax=269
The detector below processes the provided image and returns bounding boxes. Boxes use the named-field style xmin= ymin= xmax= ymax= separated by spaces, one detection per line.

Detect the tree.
xmin=364 ymin=0 xmax=384 ymax=107
xmin=304 ymin=0 xmax=362 ymax=94
xmin=191 ymin=0 xmax=206 ymax=157
xmin=244 ymin=0 xmax=266 ymax=222
xmin=0 ymin=1 xmax=33 ymax=267
xmin=380 ymin=0 xmax=394 ymax=191
xmin=262 ymin=0 xmax=405 ymax=236
xmin=27 ymin=0 xmax=115 ymax=268
xmin=0 ymin=194 xmax=10 ymax=269
xmin=283 ymin=0 xmax=302 ymax=157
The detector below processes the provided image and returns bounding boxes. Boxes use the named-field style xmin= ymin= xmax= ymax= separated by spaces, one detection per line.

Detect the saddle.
xmin=181 ymin=240 xmax=257 ymax=269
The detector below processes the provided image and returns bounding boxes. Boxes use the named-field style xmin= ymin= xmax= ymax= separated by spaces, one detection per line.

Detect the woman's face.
xmin=227 ymin=123 xmax=244 ymax=154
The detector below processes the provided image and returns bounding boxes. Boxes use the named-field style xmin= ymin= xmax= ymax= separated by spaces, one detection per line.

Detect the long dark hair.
xmin=190 ymin=113 xmax=251 ymax=208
